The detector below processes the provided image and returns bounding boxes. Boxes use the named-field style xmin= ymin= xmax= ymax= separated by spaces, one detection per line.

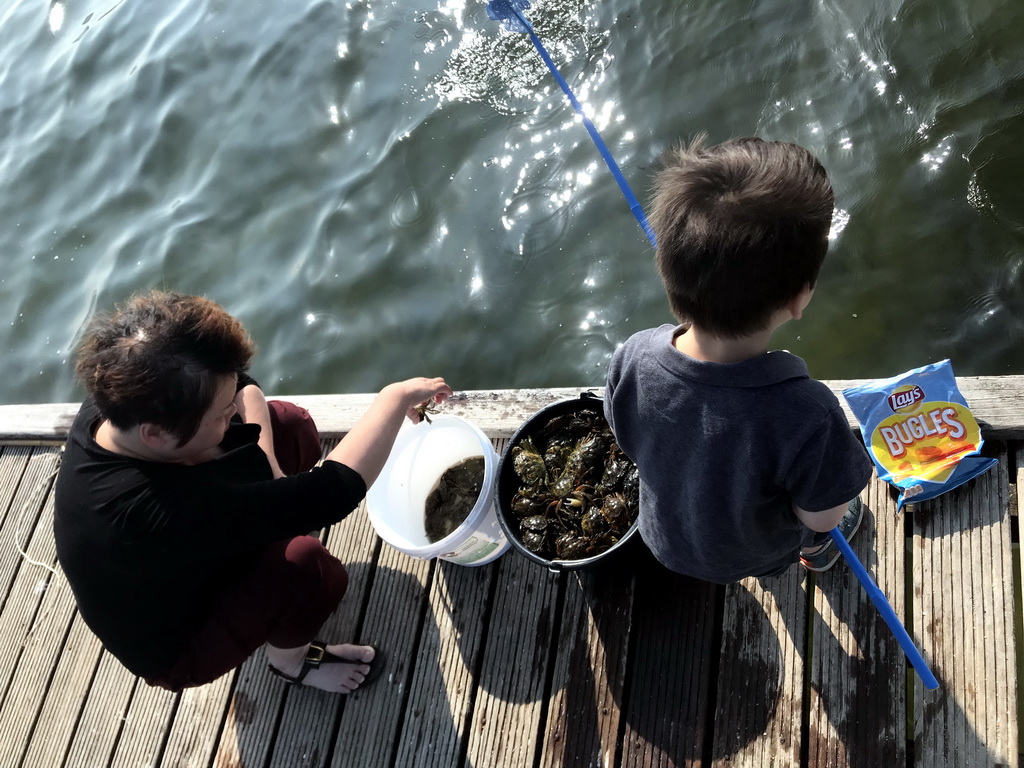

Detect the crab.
xmin=415 ymin=400 xmax=442 ymax=424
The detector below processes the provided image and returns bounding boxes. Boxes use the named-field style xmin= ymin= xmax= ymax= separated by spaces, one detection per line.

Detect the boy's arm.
xmin=786 ymin=399 xmax=873 ymax=532
xmin=792 ymin=501 xmax=849 ymax=532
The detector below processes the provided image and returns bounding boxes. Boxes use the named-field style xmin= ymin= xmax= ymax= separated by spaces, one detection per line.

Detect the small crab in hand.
xmin=415 ymin=400 xmax=442 ymax=424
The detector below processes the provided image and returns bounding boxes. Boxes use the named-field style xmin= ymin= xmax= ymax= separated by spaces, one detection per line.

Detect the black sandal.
xmin=268 ymin=640 xmax=386 ymax=689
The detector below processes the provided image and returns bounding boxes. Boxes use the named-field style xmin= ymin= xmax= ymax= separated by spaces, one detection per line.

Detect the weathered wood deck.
xmin=0 ymin=381 xmax=1020 ymax=768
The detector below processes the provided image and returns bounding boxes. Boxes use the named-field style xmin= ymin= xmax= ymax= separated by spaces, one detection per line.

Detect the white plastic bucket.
xmin=366 ymin=415 xmax=510 ymax=566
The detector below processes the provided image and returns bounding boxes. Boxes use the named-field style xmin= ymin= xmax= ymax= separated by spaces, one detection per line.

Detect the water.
xmin=1 ymin=0 xmax=1022 ymax=405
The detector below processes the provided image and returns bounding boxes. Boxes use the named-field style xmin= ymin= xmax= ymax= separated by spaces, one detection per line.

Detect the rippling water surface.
xmin=1 ymin=0 xmax=1022 ymax=404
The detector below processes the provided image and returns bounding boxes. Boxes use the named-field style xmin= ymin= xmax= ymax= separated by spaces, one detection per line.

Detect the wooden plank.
xmin=0 ymin=479 xmax=80 ymax=767
xmin=211 ymin=653 xmax=281 ymax=768
xmin=63 ymin=651 xmax=140 ymax=768
xmin=0 ymin=445 xmax=29 ymax=530
xmin=392 ymin=559 xmax=498 ymax=767
xmin=808 ymin=481 xmax=906 ymax=767
xmin=0 ymin=446 xmax=59 ymax=610
xmin=0 ymin=452 xmax=63 ymax=687
xmin=978 ymin=446 xmax=1017 ymax=768
xmin=1012 ymin=437 xmax=1021 ymax=768
xmin=947 ymin=378 xmax=1024 ymax=439
xmin=327 ymin=541 xmax=434 ymax=768
xmin=108 ymin=679 xmax=179 ymax=768
xmin=913 ymin=446 xmax=1017 ymax=767
xmin=620 ymin=555 xmax=717 ymax=768
xmin=19 ymin=612 xmax=104 ymax=768
xmin=462 ymin=552 xmax=562 ymax=768
xmin=0 ymin=401 xmax=81 ymax=442
xmin=538 ymin=566 xmax=633 ymax=768
xmin=4 ymin=375 xmax=1024 ymax=442
xmin=159 ymin=671 xmax=236 ymax=768
xmin=711 ymin=567 xmax=806 ymax=767
xmin=1014 ymin=443 xmax=1022 ymax=525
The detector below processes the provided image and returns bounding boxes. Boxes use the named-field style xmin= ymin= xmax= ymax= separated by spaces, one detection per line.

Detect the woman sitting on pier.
xmin=53 ymin=291 xmax=451 ymax=693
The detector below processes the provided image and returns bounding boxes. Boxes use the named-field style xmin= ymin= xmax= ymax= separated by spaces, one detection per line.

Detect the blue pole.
xmin=828 ymin=527 xmax=939 ymax=690
xmin=522 ymin=28 xmax=656 ymax=247
xmin=491 ymin=1 xmax=656 ymax=247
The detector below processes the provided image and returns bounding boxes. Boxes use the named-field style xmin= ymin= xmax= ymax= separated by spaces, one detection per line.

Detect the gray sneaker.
xmin=799 ymin=497 xmax=865 ymax=573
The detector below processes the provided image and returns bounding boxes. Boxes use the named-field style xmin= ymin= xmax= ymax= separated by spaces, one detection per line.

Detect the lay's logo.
xmin=888 ymin=386 xmax=925 ymax=412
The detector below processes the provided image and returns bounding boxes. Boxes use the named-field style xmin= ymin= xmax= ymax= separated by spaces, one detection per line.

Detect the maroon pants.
xmin=148 ymin=401 xmax=346 ymax=691
xmin=266 ymin=399 xmax=323 ymax=476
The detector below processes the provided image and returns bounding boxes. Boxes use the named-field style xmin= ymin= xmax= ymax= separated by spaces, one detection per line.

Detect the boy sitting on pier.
xmin=603 ymin=136 xmax=872 ymax=583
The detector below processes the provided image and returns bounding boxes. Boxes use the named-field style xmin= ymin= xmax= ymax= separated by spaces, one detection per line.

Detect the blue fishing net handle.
xmin=487 ymin=0 xmax=656 ymax=247
xmin=829 ymin=527 xmax=940 ymax=690
xmin=525 ymin=30 xmax=655 ymax=246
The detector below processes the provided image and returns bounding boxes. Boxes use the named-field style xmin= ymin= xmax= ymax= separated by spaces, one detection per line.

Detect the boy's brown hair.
xmin=75 ymin=291 xmax=254 ymax=444
xmin=651 ymin=136 xmax=834 ymax=338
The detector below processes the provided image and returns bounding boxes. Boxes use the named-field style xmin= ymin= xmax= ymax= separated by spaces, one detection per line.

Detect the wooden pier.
xmin=0 ymin=379 xmax=1020 ymax=768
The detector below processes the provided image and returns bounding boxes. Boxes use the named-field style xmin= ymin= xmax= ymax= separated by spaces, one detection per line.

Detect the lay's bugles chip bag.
xmin=842 ymin=360 xmax=997 ymax=511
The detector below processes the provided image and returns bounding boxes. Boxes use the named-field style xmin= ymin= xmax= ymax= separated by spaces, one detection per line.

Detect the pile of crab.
xmin=509 ymin=408 xmax=639 ymax=561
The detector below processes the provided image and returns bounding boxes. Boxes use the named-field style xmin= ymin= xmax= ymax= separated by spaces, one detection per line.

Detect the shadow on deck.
xmin=0 ymin=437 xmax=1019 ymax=767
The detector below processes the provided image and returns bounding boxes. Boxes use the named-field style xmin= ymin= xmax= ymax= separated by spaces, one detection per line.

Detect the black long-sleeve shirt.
xmin=53 ymin=397 xmax=365 ymax=678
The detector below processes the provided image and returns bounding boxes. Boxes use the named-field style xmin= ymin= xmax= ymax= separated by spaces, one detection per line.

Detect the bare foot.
xmin=266 ymin=642 xmax=376 ymax=694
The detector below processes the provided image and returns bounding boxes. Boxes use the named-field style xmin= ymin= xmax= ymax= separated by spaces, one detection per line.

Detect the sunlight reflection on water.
xmin=0 ymin=0 xmax=1022 ymax=405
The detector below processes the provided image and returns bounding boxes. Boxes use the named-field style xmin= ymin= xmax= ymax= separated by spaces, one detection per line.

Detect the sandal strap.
xmin=288 ymin=641 xmax=334 ymax=683
xmin=268 ymin=640 xmax=383 ymax=687
xmin=304 ymin=641 xmax=328 ymax=668
xmin=266 ymin=641 xmax=330 ymax=685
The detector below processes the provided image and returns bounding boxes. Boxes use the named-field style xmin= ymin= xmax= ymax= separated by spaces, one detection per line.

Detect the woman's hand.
xmin=326 ymin=377 xmax=453 ymax=488
xmin=379 ymin=377 xmax=453 ymax=424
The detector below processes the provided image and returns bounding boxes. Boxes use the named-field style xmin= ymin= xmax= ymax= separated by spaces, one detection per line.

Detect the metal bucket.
xmin=493 ymin=392 xmax=640 ymax=572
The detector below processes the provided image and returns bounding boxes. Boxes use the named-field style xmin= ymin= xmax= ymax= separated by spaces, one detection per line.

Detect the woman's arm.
xmin=178 ymin=378 xmax=451 ymax=546
xmin=235 ymin=384 xmax=285 ymax=478
xmin=325 ymin=377 xmax=452 ymax=488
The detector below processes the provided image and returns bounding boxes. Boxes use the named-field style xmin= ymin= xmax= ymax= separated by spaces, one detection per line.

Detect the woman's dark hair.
xmin=75 ymin=292 xmax=254 ymax=444
xmin=651 ymin=135 xmax=835 ymax=337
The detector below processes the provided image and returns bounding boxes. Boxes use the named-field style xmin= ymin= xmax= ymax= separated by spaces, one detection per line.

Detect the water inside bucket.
xmin=424 ymin=455 xmax=486 ymax=543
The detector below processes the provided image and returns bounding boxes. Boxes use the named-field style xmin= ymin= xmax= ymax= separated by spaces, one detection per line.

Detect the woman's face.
xmin=173 ymin=374 xmax=238 ymax=461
